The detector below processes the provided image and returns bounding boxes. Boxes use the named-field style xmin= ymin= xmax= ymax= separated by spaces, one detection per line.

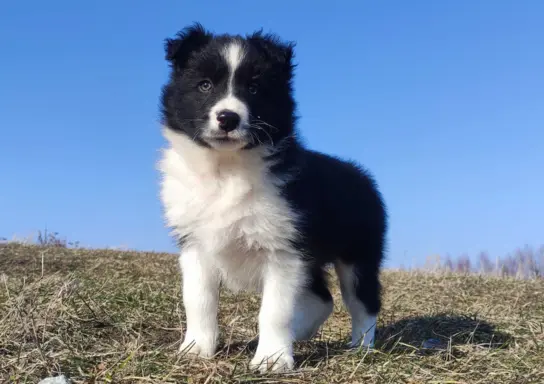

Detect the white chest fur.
xmin=158 ymin=130 xmax=299 ymax=291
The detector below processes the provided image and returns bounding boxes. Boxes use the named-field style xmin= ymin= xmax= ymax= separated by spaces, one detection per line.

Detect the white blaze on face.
xmin=207 ymin=42 xmax=249 ymax=134
xmin=225 ymin=42 xmax=243 ymax=94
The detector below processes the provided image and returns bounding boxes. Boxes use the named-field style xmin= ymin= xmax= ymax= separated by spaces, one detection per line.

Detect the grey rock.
xmin=421 ymin=338 xmax=445 ymax=349
xmin=38 ymin=375 xmax=71 ymax=384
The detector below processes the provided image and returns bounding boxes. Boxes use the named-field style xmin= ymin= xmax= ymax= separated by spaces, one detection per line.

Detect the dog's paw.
xmin=349 ymin=332 xmax=376 ymax=349
xmin=249 ymin=351 xmax=294 ymax=373
xmin=178 ymin=337 xmax=216 ymax=358
xmin=349 ymin=340 xmax=375 ymax=350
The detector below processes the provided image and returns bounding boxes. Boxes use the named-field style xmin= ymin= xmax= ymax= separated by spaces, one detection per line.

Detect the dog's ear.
xmin=247 ymin=30 xmax=296 ymax=74
xmin=165 ymin=23 xmax=211 ymax=67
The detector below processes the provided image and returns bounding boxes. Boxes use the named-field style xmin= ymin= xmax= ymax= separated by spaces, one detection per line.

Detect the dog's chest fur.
xmin=158 ymin=133 xmax=299 ymax=291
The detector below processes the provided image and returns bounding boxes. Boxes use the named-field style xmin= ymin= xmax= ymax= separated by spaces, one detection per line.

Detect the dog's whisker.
xmin=253 ymin=120 xmax=279 ymax=132
xmin=249 ymin=115 xmax=280 ymax=133
xmin=191 ymin=127 xmax=203 ymax=142
xmin=249 ymin=125 xmax=274 ymax=146
xmin=249 ymin=131 xmax=261 ymax=147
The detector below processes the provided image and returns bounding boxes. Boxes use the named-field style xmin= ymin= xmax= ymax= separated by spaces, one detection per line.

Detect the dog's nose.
xmin=216 ymin=110 xmax=241 ymax=132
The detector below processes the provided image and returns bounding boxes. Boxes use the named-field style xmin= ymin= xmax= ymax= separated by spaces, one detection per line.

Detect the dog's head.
xmin=161 ymin=23 xmax=297 ymax=151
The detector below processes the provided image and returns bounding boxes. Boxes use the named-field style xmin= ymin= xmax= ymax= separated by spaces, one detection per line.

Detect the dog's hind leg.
xmin=334 ymin=260 xmax=380 ymax=348
xmin=292 ymin=267 xmax=333 ymax=341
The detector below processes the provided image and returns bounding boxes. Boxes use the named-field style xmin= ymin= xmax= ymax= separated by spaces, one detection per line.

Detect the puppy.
xmin=158 ymin=23 xmax=388 ymax=372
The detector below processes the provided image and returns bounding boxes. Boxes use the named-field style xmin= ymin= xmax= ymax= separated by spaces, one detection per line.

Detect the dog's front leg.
xmin=178 ymin=247 xmax=220 ymax=358
xmin=250 ymin=255 xmax=303 ymax=372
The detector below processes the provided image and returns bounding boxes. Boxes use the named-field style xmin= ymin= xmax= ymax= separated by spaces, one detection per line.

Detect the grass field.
xmin=1 ymin=243 xmax=543 ymax=383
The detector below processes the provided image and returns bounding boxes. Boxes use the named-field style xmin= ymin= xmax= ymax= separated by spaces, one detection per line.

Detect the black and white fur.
xmin=157 ymin=24 xmax=387 ymax=372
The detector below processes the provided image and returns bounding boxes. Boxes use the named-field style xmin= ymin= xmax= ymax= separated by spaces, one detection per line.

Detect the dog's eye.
xmin=198 ymin=80 xmax=213 ymax=92
xmin=248 ymin=83 xmax=258 ymax=95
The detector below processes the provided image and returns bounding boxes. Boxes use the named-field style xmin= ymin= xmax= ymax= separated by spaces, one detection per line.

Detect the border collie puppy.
xmin=158 ymin=23 xmax=387 ymax=372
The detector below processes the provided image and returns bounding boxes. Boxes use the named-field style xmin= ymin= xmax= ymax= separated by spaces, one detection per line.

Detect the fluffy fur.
xmin=157 ymin=23 xmax=388 ymax=372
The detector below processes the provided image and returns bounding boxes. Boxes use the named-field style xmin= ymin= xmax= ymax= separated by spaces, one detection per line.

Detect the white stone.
xmin=38 ymin=375 xmax=71 ymax=384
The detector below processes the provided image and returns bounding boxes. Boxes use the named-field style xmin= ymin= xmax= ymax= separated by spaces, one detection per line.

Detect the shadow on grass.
xmin=376 ymin=313 xmax=512 ymax=354
xmin=299 ymin=313 xmax=512 ymax=366
xmin=214 ymin=313 xmax=512 ymax=366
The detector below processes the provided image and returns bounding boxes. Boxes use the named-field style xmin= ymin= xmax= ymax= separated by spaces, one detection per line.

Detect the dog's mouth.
xmin=202 ymin=134 xmax=248 ymax=150
xmin=207 ymin=136 xmax=235 ymax=142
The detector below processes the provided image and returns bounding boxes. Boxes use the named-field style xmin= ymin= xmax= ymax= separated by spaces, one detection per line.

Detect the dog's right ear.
xmin=164 ymin=23 xmax=211 ymax=67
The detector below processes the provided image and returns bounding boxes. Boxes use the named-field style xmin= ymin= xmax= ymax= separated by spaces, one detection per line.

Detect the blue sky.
xmin=1 ymin=1 xmax=543 ymax=267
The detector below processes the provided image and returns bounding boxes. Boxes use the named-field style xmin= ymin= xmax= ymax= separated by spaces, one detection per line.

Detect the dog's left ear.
xmin=165 ymin=23 xmax=212 ymax=67
xmin=247 ymin=30 xmax=296 ymax=74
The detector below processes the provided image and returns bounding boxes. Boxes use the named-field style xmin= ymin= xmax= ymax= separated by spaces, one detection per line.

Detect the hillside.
xmin=1 ymin=243 xmax=543 ymax=383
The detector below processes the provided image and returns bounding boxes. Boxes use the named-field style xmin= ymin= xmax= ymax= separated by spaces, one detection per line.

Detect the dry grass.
xmin=1 ymin=243 xmax=543 ymax=383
